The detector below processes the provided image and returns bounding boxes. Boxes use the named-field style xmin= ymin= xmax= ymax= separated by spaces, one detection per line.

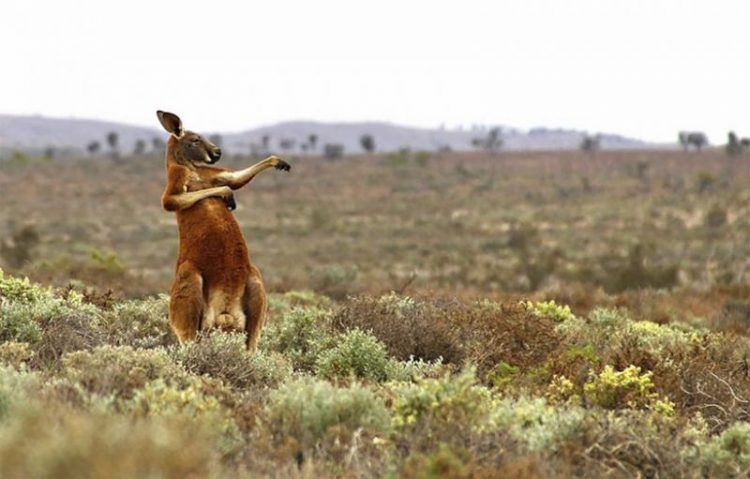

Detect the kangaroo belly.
xmin=176 ymin=200 xmax=251 ymax=280
xmin=175 ymin=200 xmax=251 ymax=334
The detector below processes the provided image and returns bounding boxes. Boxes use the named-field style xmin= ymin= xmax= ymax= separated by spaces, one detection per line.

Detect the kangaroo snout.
xmin=209 ymin=148 xmax=222 ymax=162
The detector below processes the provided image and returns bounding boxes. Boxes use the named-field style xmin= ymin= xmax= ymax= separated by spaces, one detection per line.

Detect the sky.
xmin=2 ymin=0 xmax=749 ymax=143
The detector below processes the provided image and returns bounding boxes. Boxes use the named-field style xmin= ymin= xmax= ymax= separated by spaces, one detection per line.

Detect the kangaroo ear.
xmin=156 ymin=110 xmax=184 ymax=138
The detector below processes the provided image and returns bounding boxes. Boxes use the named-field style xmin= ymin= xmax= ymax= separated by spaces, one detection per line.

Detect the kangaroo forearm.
xmin=222 ymin=159 xmax=276 ymax=190
xmin=162 ymin=187 xmax=227 ymax=211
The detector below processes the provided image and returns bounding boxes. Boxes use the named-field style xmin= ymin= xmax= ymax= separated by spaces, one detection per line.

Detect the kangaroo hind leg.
xmin=169 ymin=262 xmax=205 ymax=344
xmin=243 ymin=269 xmax=268 ymax=353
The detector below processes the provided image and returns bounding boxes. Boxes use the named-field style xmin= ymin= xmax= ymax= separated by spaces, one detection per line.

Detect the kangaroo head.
xmin=157 ymin=110 xmax=222 ymax=166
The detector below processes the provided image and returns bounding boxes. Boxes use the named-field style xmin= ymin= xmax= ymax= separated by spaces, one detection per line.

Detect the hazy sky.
xmin=2 ymin=0 xmax=748 ymax=142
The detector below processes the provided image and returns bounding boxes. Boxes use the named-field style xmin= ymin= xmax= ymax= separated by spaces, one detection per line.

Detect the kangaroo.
xmin=157 ymin=110 xmax=290 ymax=351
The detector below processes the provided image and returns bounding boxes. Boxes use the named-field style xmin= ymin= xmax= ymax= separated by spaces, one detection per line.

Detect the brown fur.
xmin=157 ymin=111 xmax=290 ymax=351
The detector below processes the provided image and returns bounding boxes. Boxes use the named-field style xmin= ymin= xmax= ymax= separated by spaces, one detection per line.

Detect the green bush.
xmin=524 ymin=299 xmax=576 ymax=322
xmin=583 ymin=365 xmax=674 ymax=414
xmin=62 ymin=345 xmax=184 ymax=400
xmin=264 ymin=376 xmax=389 ymax=452
xmin=0 ymin=409 xmax=219 ymax=479
xmin=100 ymin=295 xmax=174 ymax=348
xmin=701 ymin=422 xmax=750 ymax=476
xmin=0 ymin=341 xmax=34 ymax=368
xmin=315 ymin=328 xmax=390 ymax=381
xmin=0 ymin=270 xmax=48 ymax=303
xmin=0 ymin=302 xmax=43 ymax=346
xmin=386 ymin=356 xmax=447 ymax=383
xmin=0 ymin=365 xmax=41 ymax=420
xmin=390 ymin=367 xmax=491 ymax=438
xmin=263 ymin=307 xmax=333 ymax=371
xmin=487 ymin=396 xmax=585 ymax=451
xmin=130 ymin=378 xmax=242 ymax=453
xmin=267 ymin=290 xmax=332 ymax=315
xmin=0 ymin=278 xmax=106 ymax=365
xmin=171 ymin=332 xmax=291 ymax=389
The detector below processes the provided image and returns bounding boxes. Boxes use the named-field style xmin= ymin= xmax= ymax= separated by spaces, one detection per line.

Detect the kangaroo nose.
xmin=213 ymin=148 xmax=222 ymax=159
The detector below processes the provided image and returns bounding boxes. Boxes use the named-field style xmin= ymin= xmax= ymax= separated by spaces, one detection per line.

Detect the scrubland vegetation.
xmin=1 ymin=149 xmax=750 ymax=477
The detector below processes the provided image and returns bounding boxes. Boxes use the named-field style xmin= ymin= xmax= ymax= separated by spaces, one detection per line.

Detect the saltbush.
xmin=487 ymin=396 xmax=585 ymax=451
xmin=524 ymin=299 xmax=576 ymax=322
xmin=0 ymin=302 xmax=43 ymax=346
xmin=265 ymin=376 xmax=389 ymax=451
xmin=390 ymin=367 xmax=491 ymax=437
xmin=172 ymin=332 xmax=291 ymax=390
xmin=583 ymin=365 xmax=674 ymax=414
xmin=701 ymin=422 xmax=750 ymax=476
xmin=62 ymin=345 xmax=185 ymax=400
xmin=0 ymin=410 xmax=219 ymax=478
xmin=100 ymin=295 xmax=174 ymax=348
xmin=315 ymin=328 xmax=390 ymax=381
xmin=0 ymin=341 xmax=34 ymax=368
xmin=0 ymin=270 xmax=47 ymax=304
xmin=263 ymin=307 xmax=333 ymax=371
xmin=386 ymin=356 xmax=446 ymax=383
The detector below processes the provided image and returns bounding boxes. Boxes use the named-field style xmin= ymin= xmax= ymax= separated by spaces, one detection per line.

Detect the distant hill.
xmin=0 ymin=115 xmax=161 ymax=155
xmin=0 ymin=114 xmax=654 ymax=158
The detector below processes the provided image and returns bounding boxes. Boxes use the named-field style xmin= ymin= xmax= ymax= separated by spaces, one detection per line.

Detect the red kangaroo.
xmin=157 ymin=110 xmax=290 ymax=351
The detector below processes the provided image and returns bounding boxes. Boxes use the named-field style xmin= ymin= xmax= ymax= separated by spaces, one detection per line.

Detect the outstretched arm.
xmin=214 ymin=155 xmax=291 ymax=190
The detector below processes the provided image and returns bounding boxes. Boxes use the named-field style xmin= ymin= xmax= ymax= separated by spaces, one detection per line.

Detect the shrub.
xmin=0 ymin=270 xmax=48 ymax=303
xmin=0 ymin=341 xmax=34 ymax=368
xmin=0 ymin=302 xmax=43 ymax=346
xmin=332 ymin=294 xmax=464 ymax=364
xmin=263 ymin=307 xmax=333 ymax=371
xmin=386 ymin=356 xmax=447 ymax=383
xmin=130 ymin=379 xmax=242 ymax=453
xmin=172 ymin=332 xmax=291 ymax=389
xmin=100 ymin=295 xmax=174 ymax=348
xmin=0 ymin=410 xmax=219 ymax=479
xmin=335 ymin=295 xmax=559 ymax=378
xmin=264 ymin=376 xmax=389 ymax=452
xmin=62 ymin=345 xmax=184 ymax=400
xmin=315 ymin=328 xmax=390 ymax=382
xmin=487 ymin=396 xmax=585 ymax=451
xmin=0 ymin=279 xmax=107 ymax=366
xmin=0 ymin=365 xmax=41 ymax=420
xmin=523 ymin=299 xmax=576 ymax=322
xmin=487 ymin=361 xmax=520 ymax=390
xmin=583 ymin=365 xmax=674 ymax=414
xmin=701 ymin=422 xmax=750 ymax=476
xmin=266 ymin=290 xmax=331 ymax=315
xmin=390 ymin=367 xmax=491 ymax=441
xmin=310 ymin=264 xmax=359 ymax=299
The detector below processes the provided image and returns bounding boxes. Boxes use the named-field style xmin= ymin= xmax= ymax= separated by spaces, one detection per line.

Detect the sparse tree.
xmin=580 ymin=134 xmax=601 ymax=153
xmin=279 ymin=138 xmax=295 ymax=152
xmin=678 ymin=131 xmax=708 ymax=152
xmin=106 ymin=131 xmax=119 ymax=151
xmin=43 ymin=146 xmax=55 ymax=160
xmin=261 ymin=135 xmax=271 ymax=150
xmin=472 ymin=127 xmax=503 ymax=153
xmin=726 ymin=131 xmax=742 ymax=156
xmin=308 ymin=134 xmax=318 ymax=151
xmin=151 ymin=137 xmax=165 ymax=152
xmin=360 ymin=134 xmax=375 ymax=153
xmin=323 ymin=143 xmax=344 ymax=160
xmin=133 ymin=139 xmax=147 ymax=156
xmin=87 ymin=141 xmax=101 ymax=155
